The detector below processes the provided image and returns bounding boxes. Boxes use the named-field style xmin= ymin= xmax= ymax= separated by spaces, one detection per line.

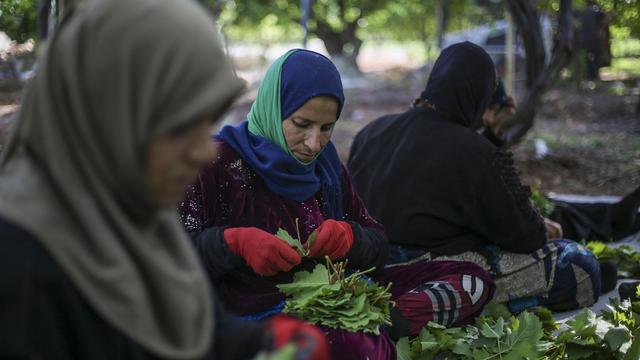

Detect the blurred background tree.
xmin=3 ymin=0 xmax=640 ymax=136
xmin=0 ymin=0 xmax=38 ymax=43
xmin=215 ymin=0 xmax=499 ymax=75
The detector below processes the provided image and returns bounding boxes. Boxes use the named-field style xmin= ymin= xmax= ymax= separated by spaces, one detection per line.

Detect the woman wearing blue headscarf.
xmin=179 ymin=49 xmax=394 ymax=358
xmin=179 ymin=49 xmax=494 ymax=358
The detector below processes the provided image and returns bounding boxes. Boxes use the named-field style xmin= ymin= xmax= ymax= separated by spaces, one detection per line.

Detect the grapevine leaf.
xmin=530 ymin=187 xmax=555 ymax=217
xmin=502 ymin=311 xmax=542 ymax=359
xmin=479 ymin=300 xmax=512 ymax=320
xmin=604 ymin=327 xmax=630 ymax=351
xmin=396 ymin=337 xmax=412 ymax=360
xmin=564 ymin=342 xmax=603 ymax=359
xmin=276 ymin=228 xmax=307 ymax=256
xmin=479 ymin=318 xmax=505 ymax=339
xmin=623 ymin=331 xmax=640 ymax=360
xmin=277 ymin=265 xmax=334 ymax=307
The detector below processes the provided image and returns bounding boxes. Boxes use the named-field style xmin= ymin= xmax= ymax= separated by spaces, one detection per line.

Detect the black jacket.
xmin=0 ymin=217 xmax=266 ymax=360
xmin=347 ymin=42 xmax=546 ymax=256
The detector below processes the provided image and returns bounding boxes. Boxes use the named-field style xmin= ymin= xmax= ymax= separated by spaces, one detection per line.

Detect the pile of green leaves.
xmin=544 ymin=308 xmax=640 ymax=359
xmin=586 ymin=241 xmax=640 ymax=278
xmin=530 ymin=187 xmax=556 ymax=217
xmin=277 ymin=259 xmax=393 ymax=335
xmin=397 ymin=302 xmax=545 ymax=360
xmin=397 ymin=300 xmax=640 ymax=359
xmin=602 ymin=297 xmax=640 ymax=334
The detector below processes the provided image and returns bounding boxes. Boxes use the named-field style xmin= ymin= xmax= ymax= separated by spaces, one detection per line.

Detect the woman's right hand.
xmin=544 ymin=218 xmax=563 ymax=241
xmin=224 ymin=227 xmax=302 ymax=276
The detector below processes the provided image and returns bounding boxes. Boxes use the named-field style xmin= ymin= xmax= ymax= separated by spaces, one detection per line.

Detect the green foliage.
xmin=530 ymin=306 xmax=561 ymax=335
xmin=539 ymin=0 xmax=640 ymax=38
xmin=397 ymin=300 xmax=640 ymax=359
xmin=222 ymin=0 xmax=504 ymax=47
xmin=0 ymin=0 xmax=38 ymax=42
xmin=218 ymin=0 xmax=303 ymax=44
xmin=597 ymin=0 xmax=640 ymax=38
xmin=360 ymin=0 xmax=475 ymax=43
xmin=277 ymin=259 xmax=393 ymax=335
xmin=606 ymin=57 xmax=640 ymax=77
xmin=397 ymin=307 xmax=544 ymax=359
xmin=601 ymin=298 xmax=640 ymax=333
xmin=586 ymin=241 xmax=640 ymax=278
xmin=610 ymin=27 xmax=640 ymax=57
xmin=530 ymin=187 xmax=556 ymax=217
xmin=479 ymin=299 xmax=512 ymax=320
xmin=396 ymin=322 xmax=478 ymax=360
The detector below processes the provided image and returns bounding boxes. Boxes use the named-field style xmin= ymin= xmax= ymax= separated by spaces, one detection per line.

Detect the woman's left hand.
xmin=308 ymin=220 xmax=354 ymax=260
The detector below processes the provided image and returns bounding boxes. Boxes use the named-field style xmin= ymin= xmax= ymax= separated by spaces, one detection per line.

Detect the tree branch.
xmin=502 ymin=0 xmax=574 ymax=147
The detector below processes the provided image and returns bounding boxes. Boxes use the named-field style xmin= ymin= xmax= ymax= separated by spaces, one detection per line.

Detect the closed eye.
xmin=292 ymin=119 xmax=310 ymax=129
xmin=321 ymin=123 xmax=335 ymax=132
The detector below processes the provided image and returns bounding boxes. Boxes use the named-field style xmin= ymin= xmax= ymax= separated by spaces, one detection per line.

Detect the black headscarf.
xmin=348 ymin=42 xmax=545 ymax=256
xmin=420 ymin=42 xmax=497 ymax=129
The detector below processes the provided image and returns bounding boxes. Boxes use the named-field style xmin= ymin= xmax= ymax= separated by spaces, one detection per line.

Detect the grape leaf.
xmin=479 ymin=300 xmax=511 ymax=320
xmin=276 ymin=228 xmax=308 ymax=256
xmin=530 ymin=187 xmax=555 ymax=217
xmin=396 ymin=337 xmax=413 ymax=360
xmin=623 ymin=330 xmax=640 ymax=360
xmin=605 ymin=327 xmax=630 ymax=351
xmin=502 ymin=311 xmax=543 ymax=359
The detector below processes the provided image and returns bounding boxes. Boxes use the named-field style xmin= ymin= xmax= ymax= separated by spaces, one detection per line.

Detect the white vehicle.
xmin=442 ymin=16 xmax=553 ymax=75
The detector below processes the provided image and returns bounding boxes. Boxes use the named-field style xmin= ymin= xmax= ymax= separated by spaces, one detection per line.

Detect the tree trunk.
xmin=313 ymin=19 xmax=362 ymax=77
xmin=501 ymin=0 xmax=574 ymax=147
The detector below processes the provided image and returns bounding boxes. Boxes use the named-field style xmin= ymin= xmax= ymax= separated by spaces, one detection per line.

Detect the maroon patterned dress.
xmin=179 ymin=141 xmax=494 ymax=359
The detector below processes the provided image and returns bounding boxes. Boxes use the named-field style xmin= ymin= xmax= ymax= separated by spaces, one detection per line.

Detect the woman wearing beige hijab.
xmin=0 ymin=0 xmax=328 ymax=359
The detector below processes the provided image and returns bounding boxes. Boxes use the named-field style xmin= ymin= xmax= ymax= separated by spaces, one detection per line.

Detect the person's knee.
xmin=392 ymin=274 xmax=493 ymax=336
xmin=556 ymin=241 xmax=600 ymax=276
xmin=555 ymin=241 xmax=602 ymax=304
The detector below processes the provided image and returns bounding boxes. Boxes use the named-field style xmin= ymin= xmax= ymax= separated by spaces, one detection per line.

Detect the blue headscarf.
xmin=217 ymin=49 xmax=345 ymax=219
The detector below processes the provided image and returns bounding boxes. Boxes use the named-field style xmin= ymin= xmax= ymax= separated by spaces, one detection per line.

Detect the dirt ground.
xmin=513 ymin=82 xmax=640 ymax=196
xmin=1 ymin=66 xmax=638 ymax=197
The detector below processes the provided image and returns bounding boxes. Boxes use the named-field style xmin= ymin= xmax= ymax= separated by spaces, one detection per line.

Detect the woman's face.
xmin=282 ymin=96 xmax=339 ymax=163
xmin=145 ymin=119 xmax=217 ymax=207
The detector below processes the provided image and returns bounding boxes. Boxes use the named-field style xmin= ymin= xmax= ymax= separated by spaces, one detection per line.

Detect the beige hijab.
xmin=0 ymin=0 xmax=242 ymax=358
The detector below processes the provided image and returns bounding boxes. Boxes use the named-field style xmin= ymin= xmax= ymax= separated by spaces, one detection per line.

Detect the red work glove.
xmin=224 ymin=227 xmax=302 ymax=276
xmin=308 ymin=219 xmax=354 ymax=260
xmin=267 ymin=315 xmax=329 ymax=360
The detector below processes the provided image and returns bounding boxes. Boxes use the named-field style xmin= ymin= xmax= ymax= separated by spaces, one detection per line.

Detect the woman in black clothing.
xmin=0 ymin=0 xmax=327 ymax=359
xmin=348 ymin=42 xmax=602 ymax=314
xmin=482 ymin=79 xmax=640 ymax=243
